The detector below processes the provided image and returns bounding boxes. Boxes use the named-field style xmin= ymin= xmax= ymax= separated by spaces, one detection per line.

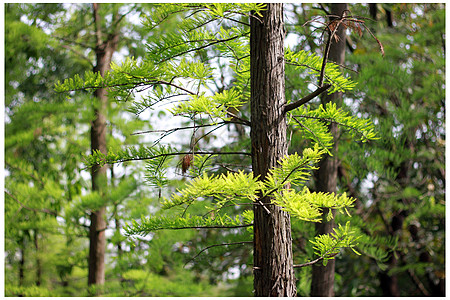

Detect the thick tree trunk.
xmin=88 ymin=3 xmax=119 ymax=287
xmin=310 ymin=3 xmax=347 ymax=297
xmin=250 ymin=4 xmax=297 ymax=297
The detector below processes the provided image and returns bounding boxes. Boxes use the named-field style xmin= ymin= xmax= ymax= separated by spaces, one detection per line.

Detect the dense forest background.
xmin=4 ymin=3 xmax=445 ymax=297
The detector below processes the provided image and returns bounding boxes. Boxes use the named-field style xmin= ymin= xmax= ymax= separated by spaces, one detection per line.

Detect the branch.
xmin=155 ymin=33 xmax=248 ymax=63
xmin=293 ymin=114 xmax=371 ymax=140
xmin=131 ymin=223 xmax=253 ymax=233
xmin=131 ymin=120 xmax=248 ymax=136
xmin=318 ymin=19 xmax=340 ymax=87
xmin=98 ymin=151 xmax=252 ymax=166
xmin=185 ymin=241 xmax=253 ymax=267
xmin=293 ymin=251 xmax=339 ymax=268
xmin=60 ymin=44 xmax=93 ymax=67
xmin=5 ymin=161 xmax=44 ymax=187
xmin=292 ymin=116 xmax=331 ymax=152
xmin=5 ymin=190 xmax=58 ymax=217
xmin=54 ymin=35 xmax=93 ymax=49
xmin=284 ymin=84 xmax=332 ymax=113
xmin=408 ymin=269 xmax=430 ymax=296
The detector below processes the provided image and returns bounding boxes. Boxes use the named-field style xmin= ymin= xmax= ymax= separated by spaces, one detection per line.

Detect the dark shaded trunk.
xmin=378 ymin=172 xmax=407 ymax=296
xmin=310 ymin=3 xmax=347 ymax=297
xmin=369 ymin=4 xmax=393 ymax=27
xmin=34 ymin=230 xmax=42 ymax=286
xmin=88 ymin=3 xmax=120 ymax=287
xmin=250 ymin=4 xmax=296 ymax=297
xmin=19 ymin=237 xmax=25 ymax=287
xmin=379 ymin=256 xmax=400 ymax=296
xmin=111 ymin=165 xmax=124 ymax=258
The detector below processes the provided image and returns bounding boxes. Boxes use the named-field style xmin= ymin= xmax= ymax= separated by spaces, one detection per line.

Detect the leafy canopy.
xmin=55 ymin=3 xmax=379 ymax=266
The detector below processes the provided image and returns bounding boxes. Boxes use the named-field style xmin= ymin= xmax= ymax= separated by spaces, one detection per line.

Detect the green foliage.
xmin=273 ymin=187 xmax=355 ymax=222
xmin=309 ymin=222 xmax=360 ymax=266
xmin=84 ymin=144 xmax=176 ymax=167
xmin=170 ymin=87 xmax=245 ymax=121
xmin=289 ymin=102 xmax=378 ymax=153
xmin=285 ymin=48 xmax=357 ymax=94
xmin=264 ymin=145 xmax=325 ymax=191
xmin=124 ymin=213 xmax=250 ymax=236
xmin=162 ymin=170 xmax=263 ymax=210
xmin=5 ymin=285 xmax=52 ymax=297
xmin=65 ymin=177 xmax=137 ymax=217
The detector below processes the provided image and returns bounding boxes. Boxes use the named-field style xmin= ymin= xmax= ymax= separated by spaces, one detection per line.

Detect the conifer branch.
xmin=293 ymin=252 xmax=339 ymax=268
xmin=185 ymin=241 xmax=253 ymax=266
xmin=284 ymin=84 xmax=332 ymax=113
xmin=60 ymin=44 xmax=93 ymax=67
xmin=5 ymin=190 xmax=58 ymax=217
xmin=292 ymin=116 xmax=331 ymax=152
xmin=54 ymin=35 xmax=93 ymax=50
xmin=318 ymin=16 xmax=345 ymax=87
xmin=156 ymin=33 xmax=248 ymax=63
xmin=141 ymin=223 xmax=253 ymax=231
xmin=5 ymin=161 xmax=44 ymax=187
xmin=294 ymin=114 xmax=372 ymax=140
xmin=131 ymin=120 xmax=249 ymax=136
xmin=91 ymin=151 xmax=251 ymax=166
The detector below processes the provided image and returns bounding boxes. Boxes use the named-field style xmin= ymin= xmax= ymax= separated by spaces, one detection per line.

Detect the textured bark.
xmin=250 ymin=4 xmax=296 ymax=297
xmin=310 ymin=3 xmax=347 ymax=297
xmin=88 ymin=3 xmax=119 ymax=286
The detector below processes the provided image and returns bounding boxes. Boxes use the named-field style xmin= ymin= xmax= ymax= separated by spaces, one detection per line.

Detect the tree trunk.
xmin=310 ymin=3 xmax=347 ymax=297
xmin=19 ymin=236 xmax=25 ymax=287
xmin=88 ymin=3 xmax=119 ymax=286
xmin=250 ymin=4 xmax=297 ymax=296
xmin=34 ymin=229 xmax=42 ymax=286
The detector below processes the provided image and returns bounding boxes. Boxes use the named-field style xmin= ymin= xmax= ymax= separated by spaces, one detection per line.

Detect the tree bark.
xmin=251 ymin=4 xmax=297 ymax=297
xmin=310 ymin=3 xmax=347 ymax=297
xmin=88 ymin=3 xmax=119 ymax=287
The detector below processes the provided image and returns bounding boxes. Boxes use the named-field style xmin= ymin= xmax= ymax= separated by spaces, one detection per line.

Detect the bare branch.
xmin=144 ymin=223 xmax=253 ymax=231
xmin=293 ymin=252 xmax=339 ymax=268
xmin=185 ymin=241 xmax=253 ymax=267
xmin=90 ymin=151 xmax=252 ymax=167
xmin=284 ymin=84 xmax=332 ymax=113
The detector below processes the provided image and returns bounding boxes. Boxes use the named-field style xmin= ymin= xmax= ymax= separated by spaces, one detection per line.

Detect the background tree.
xmin=335 ymin=3 xmax=445 ymax=296
xmin=5 ymin=4 xmax=89 ymax=295
xmin=310 ymin=3 xmax=348 ymax=296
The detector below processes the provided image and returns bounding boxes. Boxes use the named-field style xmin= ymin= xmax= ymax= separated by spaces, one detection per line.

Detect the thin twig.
xmin=284 ymin=84 xmax=332 ymax=113
xmin=292 ymin=116 xmax=330 ymax=151
xmin=184 ymin=241 xmax=253 ymax=267
xmin=5 ymin=190 xmax=58 ymax=217
xmin=134 ymin=223 xmax=253 ymax=233
xmin=293 ymin=252 xmax=339 ymax=268
xmin=257 ymin=199 xmax=271 ymax=215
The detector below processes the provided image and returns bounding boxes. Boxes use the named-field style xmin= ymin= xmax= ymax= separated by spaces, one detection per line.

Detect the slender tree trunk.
xmin=34 ymin=230 xmax=42 ymax=286
xmin=311 ymin=3 xmax=347 ymax=297
xmin=110 ymin=165 xmax=123 ymax=258
xmin=19 ymin=236 xmax=25 ymax=287
xmin=88 ymin=3 xmax=119 ymax=286
xmin=251 ymin=4 xmax=297 ymax=296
